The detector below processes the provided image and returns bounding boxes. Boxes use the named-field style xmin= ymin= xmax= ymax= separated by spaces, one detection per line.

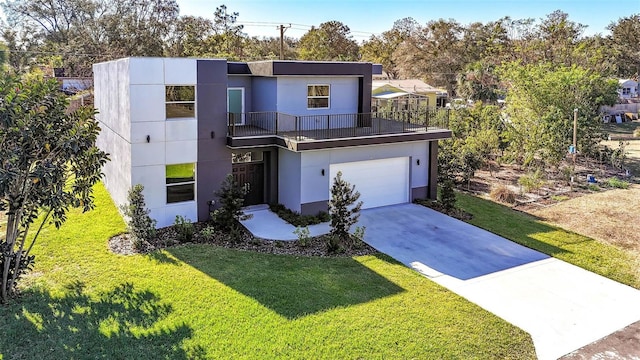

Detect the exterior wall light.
xmin=321 ymin=169 xmax=325 ymax=176
xmin=146 ymin=135 xmax=150 ymax=143
xmin=416 ymin=159 xmax=420 ymax=166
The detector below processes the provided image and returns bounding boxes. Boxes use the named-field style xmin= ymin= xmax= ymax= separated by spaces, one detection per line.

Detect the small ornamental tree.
xmin=328 ymin=171 xmax=363 ymax=252
xmin=120 ymin=184 xmax=156 ymax=250
xmin=211 ymin=174 xmax=249 ymax=233
xmin=0 ymin=73 xmax=109 ymax=303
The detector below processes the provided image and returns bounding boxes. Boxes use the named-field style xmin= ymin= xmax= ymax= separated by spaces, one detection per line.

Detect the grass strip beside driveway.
xmin=457 ymin=192 xmax=640 ymax=289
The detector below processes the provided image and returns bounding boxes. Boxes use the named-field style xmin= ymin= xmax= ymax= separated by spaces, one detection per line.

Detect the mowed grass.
xmin=457 ymin=192 xmax=640 ymax=289
xmin=0 ymin=183 xmax=535 ymax=359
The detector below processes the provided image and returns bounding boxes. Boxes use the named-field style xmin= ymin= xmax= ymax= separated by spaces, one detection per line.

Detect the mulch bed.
xmin=108 ymin=222 xmax=378 ymax=258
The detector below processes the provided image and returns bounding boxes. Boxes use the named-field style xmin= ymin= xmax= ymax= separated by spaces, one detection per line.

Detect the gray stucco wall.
xmin=197 ymin=59 xmax=232 ymax=221
xmin=94 ymin=59 xmax=132 ymax=212
xmin=277 ymin=148 xmax=302 ymax=212
xmin=252 ymin=77 xmax=277 ymax=112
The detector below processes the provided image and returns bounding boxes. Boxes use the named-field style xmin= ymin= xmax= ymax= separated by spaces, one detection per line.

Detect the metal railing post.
xmin=425 ymin=108 xmax=429 ymax=129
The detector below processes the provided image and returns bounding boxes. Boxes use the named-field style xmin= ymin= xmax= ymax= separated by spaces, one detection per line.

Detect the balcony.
xmin=227 ymin=109 xmax=452 ymax=151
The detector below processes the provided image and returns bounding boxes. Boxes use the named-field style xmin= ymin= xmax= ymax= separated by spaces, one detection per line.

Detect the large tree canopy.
xmin=498 ymin=62 xmax=618 ymax=168
xmin=0 ymin=73 xmax=108 ymax=302
xmin=607 ymin=14 xmax=640 ymax=77
xmin=298 ymin=21 xmax=359 ymax=61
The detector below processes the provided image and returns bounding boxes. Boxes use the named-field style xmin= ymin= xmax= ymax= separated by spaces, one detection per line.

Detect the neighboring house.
xmin=618 ymin=79 xmax=639 ymax=99
xmin=371 ymin=79 xmax=448 ymax=111
xmin=93 ymin=58 xmax=451 ymax=228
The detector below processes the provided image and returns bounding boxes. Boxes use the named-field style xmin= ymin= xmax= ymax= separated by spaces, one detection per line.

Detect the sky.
xmin=178 ymin=0 xmax=638 ymax=41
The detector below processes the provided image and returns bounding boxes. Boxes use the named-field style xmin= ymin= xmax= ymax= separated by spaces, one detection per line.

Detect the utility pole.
xmin=573 ymin=108 xmax=578 ymax=164
xmin=278 ymin=24 xmax=291 ymax=60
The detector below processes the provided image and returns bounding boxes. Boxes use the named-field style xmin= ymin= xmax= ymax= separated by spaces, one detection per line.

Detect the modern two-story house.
xmin=94 ymin=58 xmax=451 ymax=228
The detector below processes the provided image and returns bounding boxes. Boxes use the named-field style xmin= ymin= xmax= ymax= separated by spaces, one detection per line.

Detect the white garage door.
xmin=329 ymin=157 xmax=410 ymax=209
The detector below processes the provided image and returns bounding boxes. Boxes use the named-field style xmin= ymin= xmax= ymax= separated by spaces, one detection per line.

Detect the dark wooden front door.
xmin=232 ymin=163 xmax=264 ymax=206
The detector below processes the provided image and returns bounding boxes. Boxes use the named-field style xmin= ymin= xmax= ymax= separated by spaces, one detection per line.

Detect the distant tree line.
xmin=0 ymin=1 xmax=636 ymax=84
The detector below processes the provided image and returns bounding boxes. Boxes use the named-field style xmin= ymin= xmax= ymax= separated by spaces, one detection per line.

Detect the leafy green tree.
xmin=607 ymin=14 xmax=640 ymax=77
xmin=165 ymin=15 xmax=215 ymax=57
xmin=537 ymin=10 xmax=586 ymax=67
xmin=456 ymin=61 xmax=501 ymax=103
xmin=298 ymin=21 xmax=359 ymax=61
xmin=327 ymin=171 xmax=362 ymax=253
xmin=0 ymin=73 xmax=109 ymax=302
xmin=1 ymin=0 xmax=180 ymax=75
xmin=395 ymin=19 xmax=464 ymax=96
xmin=498 ymin=62 xmax=618 ymax=169
xmin=244 ymin=35 xmax=298 ymax=61
xmin=360 ymin=18 xmax=417 ymax=79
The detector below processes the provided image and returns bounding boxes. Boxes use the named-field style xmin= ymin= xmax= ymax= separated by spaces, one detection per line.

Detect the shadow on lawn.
xmin=168 ymin=246 xmax=404 ymax=319
xmin=0 ymin=281 xmax=205 ymax=359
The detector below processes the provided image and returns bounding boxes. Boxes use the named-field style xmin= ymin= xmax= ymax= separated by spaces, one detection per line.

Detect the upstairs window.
xmin=166 ymin=86 xmax=195 ymax=118
xmin=622 ymin=88 xmax=631 ymax=95
xmin=307 ymin=84 xmax=330 ymax=109
xmin=166 ymin=163 xmax=195 ymax=203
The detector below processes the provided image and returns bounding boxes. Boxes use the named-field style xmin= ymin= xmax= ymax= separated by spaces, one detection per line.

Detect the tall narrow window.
xmin=166 ymin=163 xmax=195 ymax=203
xmin=307 ymin=84 xmax=330 ymax=109
xmin=166 ymin=86 xmax=195 ymax=118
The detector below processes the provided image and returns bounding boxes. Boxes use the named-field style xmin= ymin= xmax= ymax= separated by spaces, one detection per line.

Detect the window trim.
xmin=165 ymin=85 xmax=196 ymax=119
xmin=165 ymin=163 xmax=196 ymax=204
xmin=307 ymin=84 xmax=330 ymax=110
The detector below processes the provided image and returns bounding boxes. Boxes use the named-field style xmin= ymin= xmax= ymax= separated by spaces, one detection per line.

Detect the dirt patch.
xmin=528 ymin=185 xmax=640 ymax=252
xmin=109 ymin=223 xmax=377 ymax=258
xmin=560 ymin=320 xmax=640 ymax=359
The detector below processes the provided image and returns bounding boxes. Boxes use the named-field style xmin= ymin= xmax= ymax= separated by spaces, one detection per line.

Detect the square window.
xmin=166 ymin=163 xmax=195 ymax=203
xmin=166 ymin=86 xmax=195 ymax=118
xmin=307 ymin=84 xmax=330 ymax=109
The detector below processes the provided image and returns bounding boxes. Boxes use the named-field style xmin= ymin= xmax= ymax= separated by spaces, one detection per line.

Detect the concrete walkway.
xmin=240 ymin=205 xmax=330 ymax=241
xmin=239 ymin=203 xmax=640 ymax=359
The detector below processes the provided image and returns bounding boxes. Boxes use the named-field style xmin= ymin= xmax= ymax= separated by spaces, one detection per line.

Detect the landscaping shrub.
xmin=269 ymin=203 xmax=330 ymax=226
xmin=211 ymin=174 xmax=250 ymax=233
xmin=293 ymin=226 xmax=311 ymax=247
xmin=518 ymin=170 xmax=545 ymax=193
xmin=490 ymin=185 xmax=516 ymax=204
xmin=607 ymin=177 xmax=630 ymax=189
xmin=173 ymin=215 xmax=195 ymax=242
xmin=634 ymin=128 xmax=640 ymax=138
xmin=120 ymin=184 xmax=156 ymax=250
xmin=587 ymin=183 xmax=600 ymax=192
xmin=199 ymin=226 xmax=216 ymax=241
xmin=439 ymin=179 xmax=457 ymax=211
xmin=328 ymin=171 xmax=363 ymax=253
xmin=551 ymin=195 xmax=570 ymax=202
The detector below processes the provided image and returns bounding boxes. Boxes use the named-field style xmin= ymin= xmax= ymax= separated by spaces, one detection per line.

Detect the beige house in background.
xmin=371 ymin=79 xmax=448 ymax=111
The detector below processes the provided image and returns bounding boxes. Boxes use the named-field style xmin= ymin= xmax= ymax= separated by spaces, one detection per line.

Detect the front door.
xmin=232 ymin=163 xmax=264 ymax=206
xmin=227 ymin=88 xmax=244 ymax=125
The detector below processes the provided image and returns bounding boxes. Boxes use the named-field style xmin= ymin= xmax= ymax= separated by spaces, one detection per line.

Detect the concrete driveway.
xmin=359 ymin=204 xmax=640 ymax=360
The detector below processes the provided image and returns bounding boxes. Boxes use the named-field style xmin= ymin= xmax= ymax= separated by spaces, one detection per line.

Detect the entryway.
xmin=232 ymin=150 xmax=265 ymax=206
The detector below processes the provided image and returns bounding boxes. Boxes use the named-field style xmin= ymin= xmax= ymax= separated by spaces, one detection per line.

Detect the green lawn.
xmin=0 ymin=184 xmax=535 ymax=359
xmin=456 ymin=193 xmax=640 ymax=289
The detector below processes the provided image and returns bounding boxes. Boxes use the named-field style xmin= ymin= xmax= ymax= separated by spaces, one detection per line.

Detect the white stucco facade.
xmin=95 ymin=57 xmax=199 ymax=228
